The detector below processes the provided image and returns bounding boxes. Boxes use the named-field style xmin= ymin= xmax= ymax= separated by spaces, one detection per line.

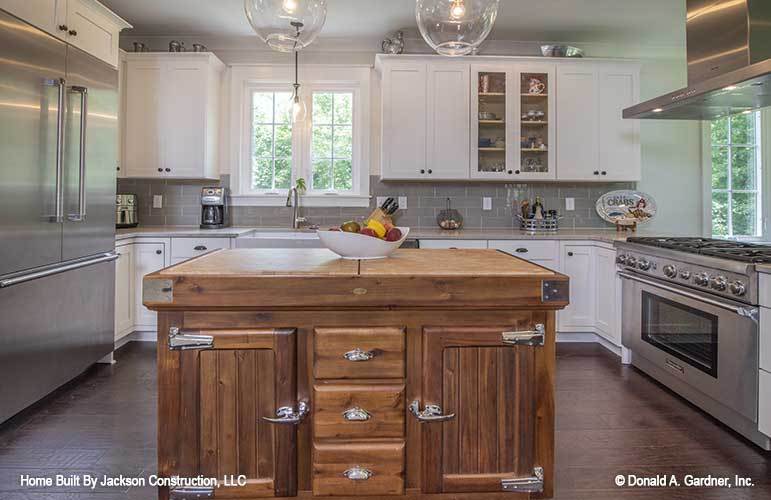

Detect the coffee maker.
xmin=200 ymin=187 xmax=229 ymax=229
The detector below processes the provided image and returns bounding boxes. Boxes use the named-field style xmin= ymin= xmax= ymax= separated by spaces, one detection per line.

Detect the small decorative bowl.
xmin=541 ymin=45 xmax=584 ymax=58
xmin=316 ymin=227 xmax=410 ymax=260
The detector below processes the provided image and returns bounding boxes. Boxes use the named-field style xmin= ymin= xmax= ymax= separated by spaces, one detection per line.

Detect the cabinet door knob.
xmin=568 ymin=252 xmax=574 ymax=257
xmin=68 ymin=29 xmax=77 ymax=36
xmin=508 ymin=170 xmax=513 ymax=175
xmin=601 ymin=171 xmax=607 ymax=176
xmin=116 ymin=166 xmax=120 ymax=171
xmin=165 ymin=168 xmax=171 ymax=172
xmin=155 ymin=250 xmax=162 ymax=255
xmin=157 ymin=168 xmax=163 ymax=172
xmin=58 ymin=25 xmax=68 ymax=31
xmin=193 ymin=245 xmax=207 ymax=251
xmin=593 ymin=171 xmax=600 ymax=176
xmin=514 ymin=170 xmax=520 ymax=175
xmin=427 ymin=169 xmax=433 ymax=174
xmin=420 ymin=169 xmax=425 ymax=174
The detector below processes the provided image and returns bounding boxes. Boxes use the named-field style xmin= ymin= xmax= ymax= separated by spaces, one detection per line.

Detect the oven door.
xmin=620 ymin=271 xmax=758 ymax=421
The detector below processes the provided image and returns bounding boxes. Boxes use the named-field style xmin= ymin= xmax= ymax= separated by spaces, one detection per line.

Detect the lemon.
xmin=366 ymin=220 xmax=387 ymax=238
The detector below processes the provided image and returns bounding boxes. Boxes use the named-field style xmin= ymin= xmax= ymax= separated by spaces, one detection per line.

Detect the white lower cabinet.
xmin=760 ymin=370 xmax=771 ymax=437
xmin=133 ymin=242 xmax=167 ymax=331
xmin=595 ymin=246 xmax=620 ymax=344
xmin=418 ymin=240 xmax=488 ymax=249
xmin=558 ymin=244 xmax=597 ymax=331
xmin=114 ymin=243 xmax=134 ymax=341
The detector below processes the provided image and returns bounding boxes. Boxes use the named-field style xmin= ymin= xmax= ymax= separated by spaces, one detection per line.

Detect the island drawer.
xmin=170 ymin=237 xmax=230 ymax=259
xmin=313 ymin=441 xmax=405 ymax=496
xmin=314 ymin=383 xmax=405 ymax=439
xmin=314 ymin=327 xmax=405 ymax=379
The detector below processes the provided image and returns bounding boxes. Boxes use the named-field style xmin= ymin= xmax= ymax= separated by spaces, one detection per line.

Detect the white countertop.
xmin=116 ymin=226 xmax=255 ymax=241
xmin=115 ymin=226 xmax=643 ymax=243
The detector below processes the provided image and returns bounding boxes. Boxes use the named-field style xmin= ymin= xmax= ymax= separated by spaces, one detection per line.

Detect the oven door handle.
xmin=618 ymin=271 xmax=758 ymax=321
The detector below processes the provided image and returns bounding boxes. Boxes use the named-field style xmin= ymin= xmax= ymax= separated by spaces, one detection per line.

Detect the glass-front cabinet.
xmin=471 ymin=64 xmax=556 ymax=180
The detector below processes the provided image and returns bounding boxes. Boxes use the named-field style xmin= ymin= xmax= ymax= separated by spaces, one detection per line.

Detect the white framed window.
xmin=231 ymin=65 xmax=371 ymax=207
xmin=706 ymin=112 xmax=763 ymax=238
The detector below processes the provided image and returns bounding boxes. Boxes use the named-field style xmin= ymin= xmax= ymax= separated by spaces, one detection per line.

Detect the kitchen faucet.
xmin=286 ymin=184 xmax=307 ymax=229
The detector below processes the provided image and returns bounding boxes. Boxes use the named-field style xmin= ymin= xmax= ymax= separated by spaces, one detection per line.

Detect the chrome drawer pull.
xmin=501 ymin=467 xmax=544 ymax=493
xmin=170 ymin=486 xmax=214 ymax=499
xmin=263 ymin=401 xmax=309 ymax=425
xmin=409 ymin=400 xmax=455 ymax=423
xmin=342 ymin=407 xmax=371 ymax=421
xmin=168 ymin=327 xmax=214 ymax=351
xmin=344 ymin=348 xmax=375 ymax=362
xmin=502 ymin=324 xmax=545 ymax=347
xmin=343 ymin=467 xmax=373 ymax=481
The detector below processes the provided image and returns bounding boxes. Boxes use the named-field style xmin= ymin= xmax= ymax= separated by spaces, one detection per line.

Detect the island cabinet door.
xmin=159 ymin=327 xmax=299 ymax=499
xmin=419 ymin=319 xmax=551 ymax=496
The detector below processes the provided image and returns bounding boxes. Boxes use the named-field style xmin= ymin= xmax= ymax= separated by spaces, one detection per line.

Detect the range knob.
xmin=626 ymin=256 xmax=638 ymax=268
xmin=694 ymin=273 xmax=710 ymax=287
xmin=709 ymin=276 xmax=727 ymax=291
xmin=663 ymin=265 xmax=678 ymax=278
xmin=616 ymin=255 xmax=628 ymax=265
xmin=680 ymin=270 xmax=692 ymax=280
xmin=637 ymin=259 xmax=652 ymax=271
xmin=729 ymin=281 xmax=746 ymax=296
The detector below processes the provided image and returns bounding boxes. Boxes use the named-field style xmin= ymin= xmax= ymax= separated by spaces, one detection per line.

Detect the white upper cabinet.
xmin=0 ymin=0 xmax=131 ymax=67
xmin=122 ymin=53 xmax=225 ymax=180
xmin=556 ymin=62 xmax=640 ymax=181
xmin=377 ymin=55 xmax=640 ymax=183
xmin=556 ymin=65 xmax=600 ymax=181
xmin=380 ymin=62 xmax=428 ymax=180
xmin=598 ymin=67 xmax=641 ymax=181
xmin=427 ymin=63 xmax=470 ymax=180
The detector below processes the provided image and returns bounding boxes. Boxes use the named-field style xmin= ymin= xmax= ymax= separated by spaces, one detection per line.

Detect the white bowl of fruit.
xmin=317 ymin=220 xmax=409 ymax=260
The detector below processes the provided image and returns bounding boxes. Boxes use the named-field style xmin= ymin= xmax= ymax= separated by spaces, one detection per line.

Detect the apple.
xmin=360 ymin=227 xmax=378 ymax=238
xmin=385 ymin=228 xmax=403 ymax=242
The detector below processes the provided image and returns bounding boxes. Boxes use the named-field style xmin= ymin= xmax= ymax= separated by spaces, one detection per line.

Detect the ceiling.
xmin=101 ymin=0 xmax=686 ymax=48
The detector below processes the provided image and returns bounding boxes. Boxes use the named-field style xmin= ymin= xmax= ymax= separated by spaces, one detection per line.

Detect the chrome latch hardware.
xmin=169 ymin=486 xmax=214 ymax=499
xmin=501 ymin=467 xmax=544 ymax=493
xmin=343 ymin=466 xmax=373 ymax=481
xmin=343 ymin=407 xmax=371 ymax=421
xmin=263 ymin=401 xmax=309 ymax=425
xmin=409 ymin=400 xmax=455 ymax=423
xmin=344 ymin=347 xmax=375 ymax=362
xmin=168 ymin=327 xmax=214 ymax=351
xmin=502 ymin=324 xmax=545 ymax=347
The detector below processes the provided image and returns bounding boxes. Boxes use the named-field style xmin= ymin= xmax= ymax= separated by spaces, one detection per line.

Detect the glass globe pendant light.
xmin=416 ymin=0 xmax=500 ymax=56
xmin=244 ymin=0 xmax=327 ymax=52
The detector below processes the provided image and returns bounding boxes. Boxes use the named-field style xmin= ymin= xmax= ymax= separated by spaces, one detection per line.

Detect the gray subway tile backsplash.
xmin=117 ymin=176 xmax=633 ymax=230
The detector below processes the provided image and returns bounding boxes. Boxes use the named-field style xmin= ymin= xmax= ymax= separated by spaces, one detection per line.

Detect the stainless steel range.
xmin=616 ymin=237 xmax=771 ymax=450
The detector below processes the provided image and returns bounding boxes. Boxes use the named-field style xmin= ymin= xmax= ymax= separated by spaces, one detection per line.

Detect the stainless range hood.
xmin=624 ymin=0 xmax=771 ymax=120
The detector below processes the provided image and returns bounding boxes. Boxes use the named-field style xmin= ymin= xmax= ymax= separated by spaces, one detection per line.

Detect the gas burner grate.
xmin=626 ymin=237 xmax=771 ymax=262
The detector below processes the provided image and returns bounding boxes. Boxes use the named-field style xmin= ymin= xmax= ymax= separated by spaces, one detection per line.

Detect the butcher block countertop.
xmin=144 ymin=248 xmax=567 ymax=310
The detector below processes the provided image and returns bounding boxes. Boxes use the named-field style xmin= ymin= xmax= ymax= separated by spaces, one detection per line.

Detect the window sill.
xmin=231 ymin=194 xmax=372 ymax=208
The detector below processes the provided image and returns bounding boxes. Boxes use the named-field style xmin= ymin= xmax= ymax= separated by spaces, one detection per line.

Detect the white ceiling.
xmin=101 ymin=0 xmax=686 ymax=48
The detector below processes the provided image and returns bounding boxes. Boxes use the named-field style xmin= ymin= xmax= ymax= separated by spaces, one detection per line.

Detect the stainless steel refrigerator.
xmin=0 ymin=9 xmax=118 ymax=423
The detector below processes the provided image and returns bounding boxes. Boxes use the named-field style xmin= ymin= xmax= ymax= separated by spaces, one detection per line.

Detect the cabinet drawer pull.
xmin=194 ymin=245 xmax=208 ymax=251
xmin=168 ymin=327 xmax=213 ymax=351
xmin=409 ymin=400 xmax=455 ymax=423
xmin=343 ymin=348 xmax=375 ymax=362
xmin=170 ymin=486 xmax=214 ymax=499
xmin=343 ymin=467 xmax=373 ymax=481
xmin=262 ymin=401 xmax=309 ymax=425
xmin=342 ymin=407 xmax=371 ymax=421
xmin=501 ymin=324 xmax=545 ymax=347
xmin=515 ymin=248 xmax=529 ymax=253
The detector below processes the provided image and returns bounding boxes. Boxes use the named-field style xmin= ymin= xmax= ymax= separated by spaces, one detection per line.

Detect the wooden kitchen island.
xmin=143 ymin=249 xmax=569 ymax=500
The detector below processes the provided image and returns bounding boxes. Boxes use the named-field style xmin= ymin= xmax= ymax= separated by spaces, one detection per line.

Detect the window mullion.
xmin=727 ymin=118 xmax=734 ymax=237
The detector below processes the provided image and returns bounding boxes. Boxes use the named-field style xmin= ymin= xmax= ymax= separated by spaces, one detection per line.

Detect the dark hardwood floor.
xmin=0 ymin=342 xmax=768 ymax=499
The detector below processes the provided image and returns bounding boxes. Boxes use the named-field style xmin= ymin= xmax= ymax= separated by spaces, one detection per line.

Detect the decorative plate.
xmin=596 ymin=190 xmax=657 ymax=226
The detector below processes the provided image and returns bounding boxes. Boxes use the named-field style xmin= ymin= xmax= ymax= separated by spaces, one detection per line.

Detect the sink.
xmin=236 ymin=229 xmax=322 ymax=249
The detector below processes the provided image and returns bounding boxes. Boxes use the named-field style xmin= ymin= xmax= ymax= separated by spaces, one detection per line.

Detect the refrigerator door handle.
xmin=44 ymin=78 xmax=66 ymax=223
xmin=67 ymin=85 xmax=88 ymax=222
xmin=0 ymin=252 xmax=118 ymax=289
